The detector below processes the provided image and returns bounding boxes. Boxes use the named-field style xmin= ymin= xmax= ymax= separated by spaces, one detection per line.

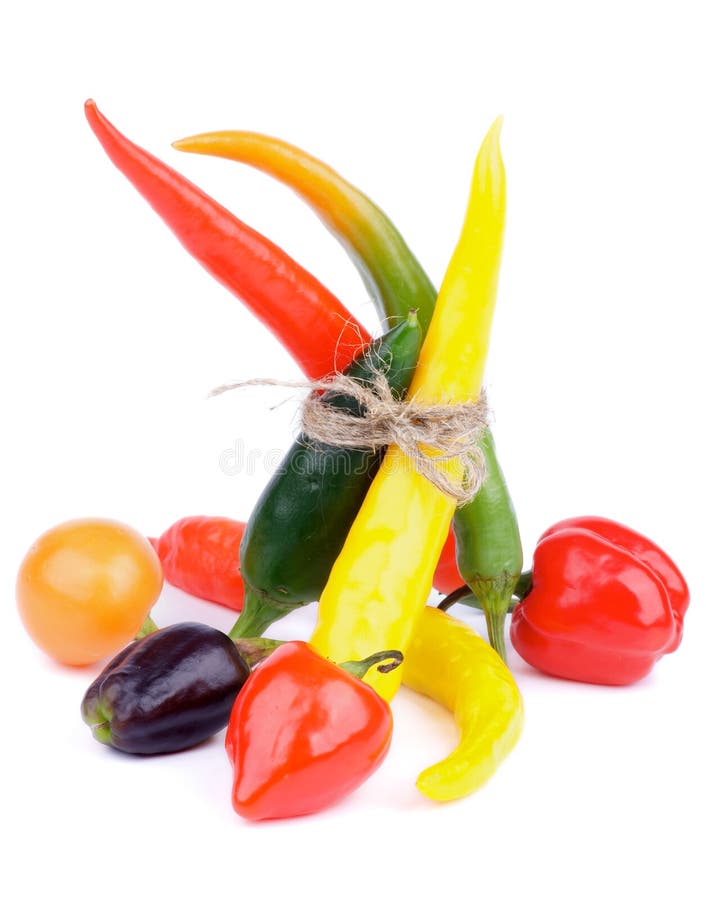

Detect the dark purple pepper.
xmin=81 ymin=622 xmax=252 ymax=754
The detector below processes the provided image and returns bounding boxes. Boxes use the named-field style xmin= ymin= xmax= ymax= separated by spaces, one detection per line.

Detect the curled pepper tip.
xmin=339 ymin=649 xmax=404 ymax=681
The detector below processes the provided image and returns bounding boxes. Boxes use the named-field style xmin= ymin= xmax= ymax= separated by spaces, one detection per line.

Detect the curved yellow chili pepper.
xmin=403 ymin=606 xmax=523 ymax=801
xmin=310 ymin=118 xmax=506 ymax=700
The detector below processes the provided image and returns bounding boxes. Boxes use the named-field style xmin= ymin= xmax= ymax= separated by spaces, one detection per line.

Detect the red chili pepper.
xmin=225 ymin=642 xmax=399 ymax=821
xmin=433 ymin=529 xmax=465 ymax=595
xmin=510 ymin=516 xmax=689 ymax=685
xmin=151 ymin=516 xmax=246 ymax=611
xmin=84 ymin=100 xmax=370 ymax=379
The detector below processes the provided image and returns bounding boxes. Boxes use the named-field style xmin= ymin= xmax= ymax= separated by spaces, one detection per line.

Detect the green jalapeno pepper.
xmin=229 ymin=311 xmax=422 ymax=638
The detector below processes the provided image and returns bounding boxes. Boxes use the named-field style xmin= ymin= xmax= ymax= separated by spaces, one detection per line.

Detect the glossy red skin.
xmin=225 ymin=642 xmax=393 ymax=821
xmin=510 ymin=517 xmax=689 ymax=685
xmin=84 ymin=101 xmax=370 ymax=379
xmin=153 ymin=516 xmax=246 ymax=611
xmin=433 ymin=528 xmax=465 ymax=594
xmin=538 ymin=516 xmax=689 ymax=652
xmin=151 ymin=515 xmax=461 ymax=611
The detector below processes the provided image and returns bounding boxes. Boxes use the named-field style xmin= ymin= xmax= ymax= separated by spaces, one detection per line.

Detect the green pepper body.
xmin=452 ymin=431 xmax=522 ymax=654
xmin=230 ymin=312 xmax=422 ymax=638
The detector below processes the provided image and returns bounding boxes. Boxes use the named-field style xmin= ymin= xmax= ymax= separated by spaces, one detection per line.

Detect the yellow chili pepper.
xmin=403 ymin=606 xmax=523 ymax=800
xmin=309 ymin=118 xmax=506 ymax=700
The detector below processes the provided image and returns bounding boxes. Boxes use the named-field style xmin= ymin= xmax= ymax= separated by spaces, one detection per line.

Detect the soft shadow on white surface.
xmin=3 ymin=2 xmax=705 ymax=897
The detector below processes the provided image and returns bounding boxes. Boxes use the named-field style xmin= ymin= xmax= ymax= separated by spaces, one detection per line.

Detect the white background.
xmin=2 ymin=2 xmax=704 ymax=898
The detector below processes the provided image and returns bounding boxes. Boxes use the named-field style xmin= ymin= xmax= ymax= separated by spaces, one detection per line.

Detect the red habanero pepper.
xmin=510 ymin=516 xmax=690 ymax=686
xmin=151 ymin=516 xmax=246 ymax=611
xmin=84 ymin=100 xmax=370 ymax=379
xmin=225 ymin=642 xmax=400 ymax=821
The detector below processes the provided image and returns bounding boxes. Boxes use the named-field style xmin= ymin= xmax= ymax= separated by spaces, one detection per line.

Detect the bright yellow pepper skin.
xmin=309 ymin=119 xmax=506 ymax=700
xmin=403 ymin=607 xmax=523 ymax=801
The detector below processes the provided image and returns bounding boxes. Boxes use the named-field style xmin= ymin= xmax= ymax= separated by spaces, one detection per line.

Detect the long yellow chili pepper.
xmin=403 ymin=606 xmax=523 ymax=800
xmin=309 ymin=118 xmax=506 ymax=700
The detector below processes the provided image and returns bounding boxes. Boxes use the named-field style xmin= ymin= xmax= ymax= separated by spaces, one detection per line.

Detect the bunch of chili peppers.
xmin=68 ymin=102 xmax=690 ymax=821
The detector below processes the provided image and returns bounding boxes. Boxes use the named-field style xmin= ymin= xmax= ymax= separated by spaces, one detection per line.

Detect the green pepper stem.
xmin=471 ymin=574 xmax=520 ymax=663
xmin=438 ymin=569 xmax=533 ymax=614
xmin=483 ymin=605 xmax=509 ymax=663
xmin=515 ymin=570 xmax=533 ymax=600
xmin=227 ymin=588 xmax=290 ymax=639
xmin=232 ymin=637 xmax=283 ymax=669
xmin=135 ymin=614 xmax=159 ymax=639
xmin=339 ymin=650 xmax=404 ymax=680
xmin=438 ymin=585 xmax=482 ymax=613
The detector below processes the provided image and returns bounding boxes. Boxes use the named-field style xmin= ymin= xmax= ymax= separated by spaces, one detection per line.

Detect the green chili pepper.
xmin=229 ymin=311 xmax=422 ymax=639
xmin=176 ymin=132 xmax=522 ymax=660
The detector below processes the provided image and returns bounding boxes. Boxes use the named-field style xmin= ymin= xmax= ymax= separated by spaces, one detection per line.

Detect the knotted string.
xmin=211 ymin=374 xmax=490 ymax=505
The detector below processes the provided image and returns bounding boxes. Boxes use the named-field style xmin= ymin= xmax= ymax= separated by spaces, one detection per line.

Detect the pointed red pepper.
xmin=225 ymin=642 xmax=400 ymax=821
xmin=84 ymin=100 xmax=370 ymax=379
xmin=510 ymin=516 xmax=689 ymax=685
xmin=150 ymin=516 xmax=246 ymax=611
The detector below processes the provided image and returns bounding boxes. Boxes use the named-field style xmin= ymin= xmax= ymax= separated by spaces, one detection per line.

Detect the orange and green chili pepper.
xmin=172 ymin=130 xmax=436 ymax=333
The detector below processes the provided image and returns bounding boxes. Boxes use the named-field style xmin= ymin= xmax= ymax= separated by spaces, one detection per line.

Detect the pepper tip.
xmin=486 ymin=115 xmax=504 ymax=147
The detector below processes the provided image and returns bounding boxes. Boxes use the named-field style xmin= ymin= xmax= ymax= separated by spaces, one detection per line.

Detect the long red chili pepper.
xmin=84 ymin=100 xmax=370 ymax=379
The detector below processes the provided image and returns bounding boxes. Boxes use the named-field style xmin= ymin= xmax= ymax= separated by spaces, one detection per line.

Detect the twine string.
xmin=211 ymin=374 xmax=490 ymax=505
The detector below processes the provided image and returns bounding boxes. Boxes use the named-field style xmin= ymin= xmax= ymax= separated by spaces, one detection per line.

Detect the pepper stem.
xmin=227 ymin=588 xmax=290 ymax=639
xmin=135 ymin=614 xmax=159 ymax=639
xmin=339 ymin=650 xmax=404 ymax=680
xmin=471 ymin=573 xmax=520 ymax=663
xmin=515 ymin=570 xmax=533 ymax=600
xmin=438 ymin=585 xmax=481 ymax=613
xmin=438 ymin=569 xmax=533 ymax=614
xmin=232 ymin=637 xmax=283 ymax=669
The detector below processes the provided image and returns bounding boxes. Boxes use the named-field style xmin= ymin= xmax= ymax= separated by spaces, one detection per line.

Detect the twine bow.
xmin=212 ymin=374 xmax=490 ymax=505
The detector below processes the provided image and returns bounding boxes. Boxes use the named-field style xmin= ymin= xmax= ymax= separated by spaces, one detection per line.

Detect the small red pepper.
xmin=510 ymin=516 xmax=689 ymax=685
xmin=151 ymin=516 xmax=246 ymax=611
xmin=433 ymin=529 xmax=465 ymax=595
xmin=225 ymin=642 xmax=399 ymax=821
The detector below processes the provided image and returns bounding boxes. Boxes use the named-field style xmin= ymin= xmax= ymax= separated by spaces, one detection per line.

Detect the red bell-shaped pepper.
xmin=225 ymin=642 xmax=398 ymax=821
xmin=510 ymin=516 xmax=689 ymax=686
